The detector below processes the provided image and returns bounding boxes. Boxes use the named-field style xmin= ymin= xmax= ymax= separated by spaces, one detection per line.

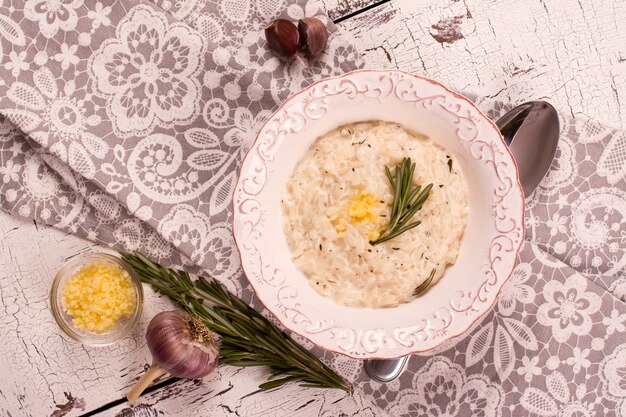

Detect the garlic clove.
xmin=298 ymin=17 xmax=328 ymax=65
xmin=265 ymin=19 xmax=299 ymax=58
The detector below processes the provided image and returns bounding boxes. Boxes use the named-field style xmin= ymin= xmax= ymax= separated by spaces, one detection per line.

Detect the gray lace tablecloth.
xmin=1 ymin=1 xmax=625 ymax=416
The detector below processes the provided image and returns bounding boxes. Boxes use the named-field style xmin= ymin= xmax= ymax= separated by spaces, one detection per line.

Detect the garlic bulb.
xmin=127 ymin=311 xmax=219 ymax=402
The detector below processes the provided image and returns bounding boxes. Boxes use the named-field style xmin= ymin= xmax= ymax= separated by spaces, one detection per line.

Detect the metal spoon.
xmin=495 ymin=101 xmax=560 ymax=196
xmin=364 ymin=100 xmax=560 ymax=383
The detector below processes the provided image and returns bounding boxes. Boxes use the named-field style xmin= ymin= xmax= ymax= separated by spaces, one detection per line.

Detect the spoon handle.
xmin=364 ymin=355 xmax=409 ymax=382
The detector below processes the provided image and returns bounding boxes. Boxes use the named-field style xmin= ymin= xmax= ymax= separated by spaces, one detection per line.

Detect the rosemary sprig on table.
xmin=370 ymin=158 xmax=433 ymax=245
xmin=413 ymin=268 xmax=436 ymax=297
xmin=121 ymin=252 xmax=351 ymax=392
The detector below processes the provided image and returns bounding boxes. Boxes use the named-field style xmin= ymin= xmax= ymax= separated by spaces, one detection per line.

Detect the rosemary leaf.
xmin=413 ymin=269 xmax=436 ymax=296
xmin=369 ymin=221 xmax=421 ymax=245
xmin=404 ymin=184 xmax=422 ymax=208
xmin=397 ymin=184 xmax=433 ymax=225
xmin=370 ymin=158 xmax=433 ymax=245
xmin=121 ymin=252 xmax=351 ymax=393
xmin=390 ymin=164 xmax=403 ymax=223
xmin=384 ymin=165 xmax=394 ymax=188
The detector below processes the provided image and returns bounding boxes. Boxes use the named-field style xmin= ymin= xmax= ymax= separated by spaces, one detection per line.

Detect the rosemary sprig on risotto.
xmin=370 ymin=158 xmax=433 ymax=245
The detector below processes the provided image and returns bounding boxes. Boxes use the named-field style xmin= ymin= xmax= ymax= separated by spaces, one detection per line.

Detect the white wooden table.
xmin=2 ymin=0 xmax=625 ymax=415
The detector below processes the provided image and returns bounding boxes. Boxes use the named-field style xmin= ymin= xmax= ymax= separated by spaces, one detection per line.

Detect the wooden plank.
xmin=98 ymin=368 xmax=386 ymax=417
xmin=337 ymin=0 xmax=626 ymax=128
xmin=321 ymin=0 xmax=384 ymax=21
xmin=0 ymin=214 xmax=172 ymax=416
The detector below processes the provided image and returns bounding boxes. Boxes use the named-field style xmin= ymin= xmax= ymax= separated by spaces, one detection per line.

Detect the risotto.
xmin=281 ymin=121 xmax=469 ymax=308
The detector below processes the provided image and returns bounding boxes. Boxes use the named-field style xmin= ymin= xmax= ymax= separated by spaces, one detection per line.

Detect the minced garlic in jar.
xmin=61 ymin=261 xmax=136 ymax=333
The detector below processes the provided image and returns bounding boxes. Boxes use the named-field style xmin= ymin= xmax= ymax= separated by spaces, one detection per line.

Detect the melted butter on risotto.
xmin=281 ymin=121 xmax=469 ymax=308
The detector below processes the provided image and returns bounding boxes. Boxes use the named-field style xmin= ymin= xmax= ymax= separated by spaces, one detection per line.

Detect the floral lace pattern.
xmin=388 ymin=356 xmax=504 ymax=417
xmin=0 ymin=0 xmax=360 ymax=279
xmin=536 ymin=274 xmax=602 ymax=343
xmin=89 ymin=6 xmax=204 ymax=137
xmin=24 ymin=0 xmax=83 ymax=39
xmin=6 ymin=66 xmax=106 ymax=179
xmin=1 ymin=1 xmax=626 ymax=416
xmin=484 ymin=101 xmax=626 ymax=284
xmin=600 ymin=343 xmax=626 ymax=417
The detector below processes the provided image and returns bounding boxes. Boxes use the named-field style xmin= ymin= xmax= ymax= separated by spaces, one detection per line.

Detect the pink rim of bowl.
xmin=233 ymin=69 xmax=524 ymax=359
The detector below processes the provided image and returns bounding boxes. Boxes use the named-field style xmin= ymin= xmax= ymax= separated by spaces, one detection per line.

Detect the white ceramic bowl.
xmin=233 ymin=70 xmax=524 ymax=359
